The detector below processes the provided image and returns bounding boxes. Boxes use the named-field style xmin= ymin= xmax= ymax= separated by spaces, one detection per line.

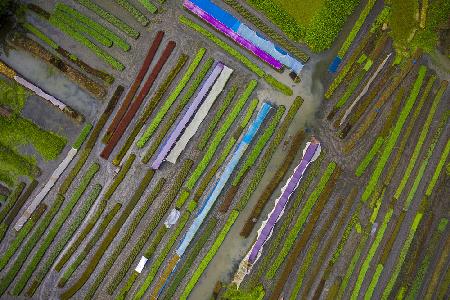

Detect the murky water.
xmin=0 ymin=49 xmax=98 ymax=121
xmin=189 ymin=58 xmax=325 ymax=299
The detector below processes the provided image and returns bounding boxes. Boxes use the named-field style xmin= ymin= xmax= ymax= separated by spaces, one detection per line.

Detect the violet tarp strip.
xmin=183 ymin=0 xmax=283 ymax=70
xmin=151 ymin=63 xmax=224 ymax=169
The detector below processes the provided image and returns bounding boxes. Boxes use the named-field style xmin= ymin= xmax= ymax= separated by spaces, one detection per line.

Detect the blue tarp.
xmin=329 ymin=56 xmax=342 ymax=73
xmin=191 ymin=0 xmax=241 ymax=31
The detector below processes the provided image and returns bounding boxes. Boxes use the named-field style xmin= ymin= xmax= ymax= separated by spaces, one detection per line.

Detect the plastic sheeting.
xmin=328 ymin=56 xmax=342 ymax=73
xmin=14 ymin=75 xmax=67 ymax=110
xmin=176 ymin=102 xmax=273 ymax=257
xmin=166 ymin=65 xmax=233 ymax=164
xmin=14 ymin=148 xmax=78 ymax=231
xmin=151 ymin=63 xmax=224 ymax=169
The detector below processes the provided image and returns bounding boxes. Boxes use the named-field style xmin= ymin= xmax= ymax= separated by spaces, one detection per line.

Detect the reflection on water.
xmin=0 ymin=49 xmax=98 ymax=121
xmin=189 ymin=58 xmax=324 ymax=300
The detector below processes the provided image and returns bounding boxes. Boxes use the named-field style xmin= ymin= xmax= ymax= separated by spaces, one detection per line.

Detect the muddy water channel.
xmin=189 ymin=56 xmax=326 ymax=299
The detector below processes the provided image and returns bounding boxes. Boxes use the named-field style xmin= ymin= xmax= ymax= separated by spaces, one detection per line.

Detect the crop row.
xmin=355 ymin=136 xmax=384 ymax=177
xmin=140 ymin=58 xmax=214 ymax=162
xmin=325 ymin=33 xmax=371 ymax=99
xmin=101 ymin=41 xmax=176 ymax=159
xmin=104 ymin=31 xmax=164 ymax=143
xmin=232 ymin=97 xmax=303 ymax=215
xmin=425 ymin=234 xmax=450 ymax=299
xmin=426 ymin=136 xmax=450 ymax=197
xmin=139 ymin=0 xmax=158 ymax=14
xmin=54 ymin=9 xmax=112 ymax=47
xmin=55 ymin=3 xmax=130 ymax=52
xmin=85 ymin=179 xmax=166 ymax=299
xmin=0 ymin=194 xmax=64 ymax=295
xmin=266 ymin=162 xmax=337 ymax=279
xmin=311 ymin=189 xmax=360 ymax=299
xmin=381 ymin=78 xmax=433 ymax=186
xmin=273 ymin=166 xmax=341 ymax=300
xmin=107 ymin=160 xmax=193 ymax=295
xmin=137 ymin=48 xmax=206 ymax=149
xmin=197 ymin=86 xmax=237 ymax=151
xmin=0 ymin=203 xmax=46 ymax=270
xmin=403 ymin=114 xmax=449 ymax=210
xmin=23 ymin=23 xmax=114 ymax=84
xmin=233 ymin=105 xmax=285 ymax=186
xmin=76 ymin=0 xmax=139 ymax=39
xmin=162 ymin=218 xmax=217 ymax=300
xmin=241 ymin=130 xmax=305 ymax=237
xmin=334 ymin=69 xmax=367 ymax=110
xmin=344 ymin=55 xmax=421 ymax=152
xmin=134 ymin=212 xmax=190 ymax=299
xmin=302 ymin=190 xmax=354 ymax=297
xmin=407 ymin=218 xmax=448 ymax=298
xmin=60 ymin=169 xmax=155 ymax=299
xmin=0 ymin=182 xmax=25 ymax=223
xmin=181 ymin=210 xmax=239 ymax=298
xmin=178 ymin=15 xmax=292 ymax=95
xmin=382 ymin=212 xmax=424 ymax=299
xmin=351 ymin=208 xmax=394 ymax=299
xmin=49 ymin=14 xmax=124 ymax=71
xmin=55 ymin=153 xmax=134 ymax=270
xmin=394 ymin=80 xmax=447 ymax=201
xmin=185 ymin=80 xmax=257 ymax=190
xmin=337 ymin=0 xmax=377 ymax=58
xmin=243 ymin=152 xmax=325 ymax=289
xmin=26 ymin=183 xmax=102 ymax=296
xmin=11 ymin=163 xmax=100 ymax=295
xmin=113 ymin=54 xmax=189 ymax=165
xmin=361 ymin=65 xmax=427 ymax=202
xmin=57 ymin=202 xmax=122 ymax=287
xmin=114 ymin=0 xmax=149 ymax=26
xmin=221 ymin=0 xmax=309 ymax=62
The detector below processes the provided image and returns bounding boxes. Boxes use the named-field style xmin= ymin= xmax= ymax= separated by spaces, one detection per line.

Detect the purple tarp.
xmin=183 ymin=0 xmax=283 ymax=70
xmin=151 ymin=63 xmax=224 ymax=169
xmin=248 ymin=142 xmax=320 ymax=263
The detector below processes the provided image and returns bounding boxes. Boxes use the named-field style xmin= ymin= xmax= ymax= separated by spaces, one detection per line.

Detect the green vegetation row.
xmin=59 ymin=86 xmax=123 ymax=194
xmin=0 ymin=203 xmax=46 ymax=271
xmin=185 ymin=80 xmax=257 ymax=190
xmin=11 ymin=163 xmax=100 ymax=295
xmin=178 ymin=15 xmax=292 ymax=96
xmin=55 ymin=153 xmax=134 ymax=271
xmin=197 ymin=86 xmax=237 ymax=151
xmin=133 ymin=212 xmax=190 ymax=299
xmin=425 ymin=134 xmax=450 ymax=197
xmin=107 ymin=160 xmax=193 ymax=295
xmin=49 ymin=13 xmax=124 ymax=70
xmin=139 ymin=0 xmax=158 ymax=14
xmin=114 ymin=0 xmax=149 ymax=26
xmin=55 ymin=3 xmax=130 ymax=51
xmin=394 ymin=80 xmax=447 ymax=200
xmin=76 ymin=0 xmax=139 ymax=39
xmin=266 ymin=162 xmax=337 ymax=279
xmin=0 ymin=194 xmax=64 ymax=295
xmin=57 ymin=203 xmax=122 ymax=287
xmin=26 ymin=183 xmax=102 ymax=296
xmin=85 ymin=179 xmax=166 ymax=299
xmin=181 ymin=210 xmax=239 ymax=299
xmin=232 ymin=105 xmax=285 ymax=186
xmin=361 ymin=65 xmax=427 ymax=201
xmin=355 ymin=137 xmax=384 ymax=177
xmin=113 ymin=54 xmax=189 ymax=165
xmin=141 ymin=58 xmax=214 ymax=162
xmin=137 ymin=48 xmax=206 ymax=148
xmin=338 ymin=0 xmax=377 ymax=57
xmin=60 ymin=169 xmax=155 ymax=299
xmin=0 ymin=182 xmax=25 ymax=223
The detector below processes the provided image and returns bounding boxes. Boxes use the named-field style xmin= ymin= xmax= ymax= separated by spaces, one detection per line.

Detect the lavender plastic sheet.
xmin=183 ymin=0 xmax=283 ymax=70
xmin=248 ymin=142 xmax=320 ymax=263
xmin=151 ymin=63 xmax=224 ymax=169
